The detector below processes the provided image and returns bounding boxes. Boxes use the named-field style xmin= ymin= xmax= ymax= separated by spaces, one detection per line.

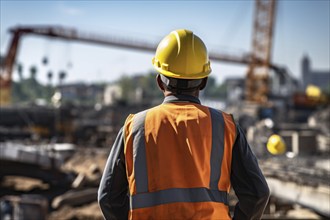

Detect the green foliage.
xmin=12 ymin=78 xmax=54 ymax=104
xmin=10 ymin=65 xmax=52 ymax=104
xmin=118 ymin=75 xmax=135 ymax=102
xmin=11 ymin=68 xmax=228 ymax=105
xmin=202 ymin=76 xmax=227 ymax=99
xmin=17 ymin=63 xmax=23 ymax=80
xmin=29 ymin=66 xmax=37 ymax=79
xmin=139 ymin=72 xmax=163 ymax=100
xmin=117 ymin=72 xmax=163 ymax=103
xmin=117 ymin=73 xmax=226 ymax=103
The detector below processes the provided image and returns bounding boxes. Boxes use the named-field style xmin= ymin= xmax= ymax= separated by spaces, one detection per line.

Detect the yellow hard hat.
xmin=306 ymin=84 xmax=322 ymax=100
xmin=267 ymin=134 xmax=286 ymax=155
xmin=152 ymin=29 xmax=211 ymax=79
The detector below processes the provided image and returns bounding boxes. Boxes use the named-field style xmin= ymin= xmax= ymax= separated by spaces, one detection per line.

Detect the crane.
xmin=246 ymin=0 xmax=277 ymax=103
xmin=0 ymin=0 xmax=281 ymax=106
xmin=0 ymin=25 xmax=256 ymax=106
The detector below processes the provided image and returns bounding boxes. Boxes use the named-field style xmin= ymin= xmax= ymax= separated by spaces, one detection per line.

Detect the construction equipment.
xmin=0 ymin=25 xmax=255 ymax=106
xmin=246 ymin=0 xmax=276 ymax=103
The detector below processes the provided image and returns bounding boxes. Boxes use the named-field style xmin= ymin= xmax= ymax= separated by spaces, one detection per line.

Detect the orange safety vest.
xmin=124 ymin=101 xmax=236 ymax=219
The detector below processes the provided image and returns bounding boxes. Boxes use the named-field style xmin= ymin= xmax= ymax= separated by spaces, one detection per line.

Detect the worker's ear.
xmin=156 ymin=74 xmax=165 ymax=92
xmin=199 ymin=77 xmax=208 ymax=90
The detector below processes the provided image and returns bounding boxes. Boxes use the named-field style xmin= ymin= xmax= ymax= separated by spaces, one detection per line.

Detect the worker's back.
xmin=98 ymin=29 xmax=270 ymax=220
xmin=124 ymin=96 xmax=236 ymax=219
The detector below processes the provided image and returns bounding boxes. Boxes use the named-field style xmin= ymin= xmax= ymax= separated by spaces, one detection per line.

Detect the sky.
xmin=1 ymin=0 xmax=329 ymax=85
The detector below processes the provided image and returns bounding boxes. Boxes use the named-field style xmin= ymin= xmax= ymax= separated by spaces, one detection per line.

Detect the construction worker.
xmin=98 ymin=29 xmax=270 ymax=219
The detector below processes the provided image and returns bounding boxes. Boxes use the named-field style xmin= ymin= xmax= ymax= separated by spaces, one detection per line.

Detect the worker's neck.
xmin=163 ymin=90 xmax=199 ymax=98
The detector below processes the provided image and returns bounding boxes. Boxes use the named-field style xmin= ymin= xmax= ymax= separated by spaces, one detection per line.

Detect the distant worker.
xmin=98 ymin=29 xmax=270 ymax=219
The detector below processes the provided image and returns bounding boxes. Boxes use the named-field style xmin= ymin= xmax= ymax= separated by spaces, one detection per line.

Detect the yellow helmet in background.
xmin=306 ymin=84 xmax=322 ymax=100
xmin=267 ymin=134 xmax=286 ymax=155
xmin=152 ymin=29 xmax=211 ymax=79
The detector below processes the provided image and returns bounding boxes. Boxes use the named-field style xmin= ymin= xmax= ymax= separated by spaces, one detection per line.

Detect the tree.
xmin=139 ymin=72 xmax=162 ymax=100
xmin=59 ymin=71 xmax=67 ymax=85
xmin=118 ymin=75 xmax=135 ymax=103
xmin=47 ymin=71 xmax=53 ymax=85
xmin=12 ymin=74 xmax=54 ymax=103
xmin=203 ymin=76 xmax=222 ymax=98
xmin=30 ymin=65 xmax=37 ymax=79
xmin=17 ymin=63 xmax=23 ymax=81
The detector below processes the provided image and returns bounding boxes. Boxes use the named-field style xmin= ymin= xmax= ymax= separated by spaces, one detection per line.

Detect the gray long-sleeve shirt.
xmin=98 ymin=96 xmax=270 ymax=220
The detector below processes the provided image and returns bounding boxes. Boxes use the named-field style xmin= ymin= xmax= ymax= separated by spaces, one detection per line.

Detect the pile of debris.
xmin=0 ymin=143 xmax=109 ymax=219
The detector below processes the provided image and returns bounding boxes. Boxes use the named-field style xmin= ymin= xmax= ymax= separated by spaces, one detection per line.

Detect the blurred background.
xmin=0 ymin=0 xmax=329 ymax=219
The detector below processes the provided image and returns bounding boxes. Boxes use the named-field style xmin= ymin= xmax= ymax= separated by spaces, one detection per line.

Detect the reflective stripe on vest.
xmin=131 ymin=110 xmax=149 ymax=193
xmin=209 ymin=108 xmax=225 ymax=190
xmin=131 ymin=187 xmax=228 ymax=209
xmin=129 ymin=107 xmax=229 ymax=209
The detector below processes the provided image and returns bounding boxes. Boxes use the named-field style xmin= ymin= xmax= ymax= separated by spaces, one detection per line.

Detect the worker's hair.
xmin=159 ymin=74 xmax=205 ymax=94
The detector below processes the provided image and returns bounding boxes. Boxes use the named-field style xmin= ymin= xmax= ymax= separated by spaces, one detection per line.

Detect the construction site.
xmin=0 ymin=0 xmax=329 ymax=219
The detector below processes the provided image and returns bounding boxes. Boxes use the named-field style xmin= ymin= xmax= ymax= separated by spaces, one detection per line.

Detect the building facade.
xmin=302 ymin=55 xmax=330 ymax=90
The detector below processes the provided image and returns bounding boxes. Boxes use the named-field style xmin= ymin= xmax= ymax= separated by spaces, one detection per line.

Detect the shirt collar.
xmin=163 ymin=94 xmax=201 ymax=104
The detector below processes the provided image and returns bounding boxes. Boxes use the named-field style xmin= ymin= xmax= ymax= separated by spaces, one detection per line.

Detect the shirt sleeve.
xmin=231 ymin=124 xmax=270 ymax=220
xmin=98 ymin=127 xmax=129 ymax=220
